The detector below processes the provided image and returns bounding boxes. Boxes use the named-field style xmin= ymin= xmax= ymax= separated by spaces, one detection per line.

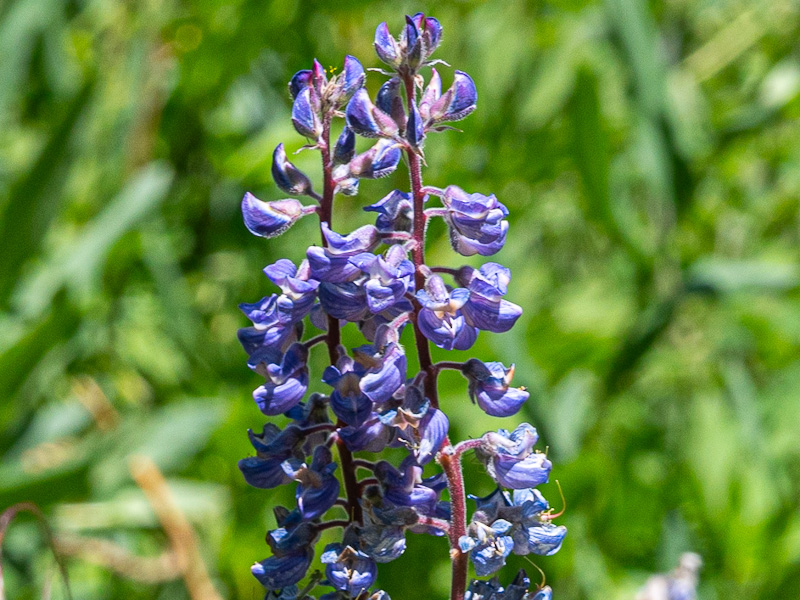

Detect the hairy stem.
xmin=402 ymin=73 xmax=439 ymax=409
xmin=318 ymin=115 xmax=361 ymax=524
xmin=402 ymin=71 xmax=467 ymax=600
xmin=439 ymin=450 xmax=469 ymax=600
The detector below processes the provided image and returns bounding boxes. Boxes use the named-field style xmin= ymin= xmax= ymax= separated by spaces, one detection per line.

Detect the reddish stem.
xmin=402 ymin=71 xmax=468 ymax=600
xmin=439 ymin=450 xmax=469 ymax=600
xmin=417 ymin=515 xmax=451 ymax=533
xmin=402 ymin=74 xmax=439 ymax=409
xmin=452 ymin=438 xmax=483 ymax=459
xmin=318 ymin=114 xmax=360 ymax=524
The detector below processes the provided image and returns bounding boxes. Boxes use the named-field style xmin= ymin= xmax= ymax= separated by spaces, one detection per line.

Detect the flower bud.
xmin=428 ymin=70 xmax=477 ymax=125
xmin=341 ymin=54 xmax=366 ymax=99
xmin=348 ymin=140 xmax=402 ymax=179
xmin=404 ymin=15 xmax=423 ymax=70
xmin=310 ymin=58 xmax=327 ymax=97
xmin=376 ymin=78 xmax=406 ymax=131
xmin=407 ymin=100 xmax=425 ymax=148
xmin=291 ymin=87 xmax=322 ymax=140
xmin=333 ymin=126 xmax=356 ymax=165
xmin=414 ymin=13 xmax=443 ymax=59
xmin=346 ymin=88 xmax=399 ymax=138
xmin=375 ymin=22 xmax=402 ymax=67
xmin=419 ymin=68 xmax=442 ymax=122
xmin=288 ymin=69 xmax=311 ymax=100
xmin=241 ymin=193 xmax=304 ymax=238
xmin=271 ymin=143 xmax=314 ymax=196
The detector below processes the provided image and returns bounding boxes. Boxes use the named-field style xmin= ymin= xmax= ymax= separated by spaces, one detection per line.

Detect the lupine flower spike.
xmin=237 ymin=13 xmax=566 ymax=600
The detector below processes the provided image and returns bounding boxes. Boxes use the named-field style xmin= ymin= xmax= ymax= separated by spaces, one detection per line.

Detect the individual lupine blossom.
xmin=478 ymin=424 xmax=553 ymax=489
xmin=237 ymin=12 xmax=565 ymax=600
xmin=465 ymin=570 xmax=553 ymax=600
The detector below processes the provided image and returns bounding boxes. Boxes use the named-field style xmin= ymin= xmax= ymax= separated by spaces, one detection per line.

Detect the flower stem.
xmin=402 ymin=72 xmax=439 ymax=409
xmin=402 ymin=71 xmax=467 ymax=600
xmin=319 ymin=113 xmax=361 ymax=525
xmin=438 ymin=449 xmax=469 ymax=600
xmin=434 ymin=361 xmax=465 ymax=372
xmin=452 ymin=438 xmax=483 ymax=459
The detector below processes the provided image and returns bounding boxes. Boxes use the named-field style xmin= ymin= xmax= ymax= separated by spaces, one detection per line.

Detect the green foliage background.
xmin=2 ymin=0 xmax=800 ymax=598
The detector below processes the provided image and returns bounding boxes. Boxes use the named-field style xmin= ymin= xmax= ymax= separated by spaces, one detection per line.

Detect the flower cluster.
xmin=237 ymin=13 xmax=565 ymax=600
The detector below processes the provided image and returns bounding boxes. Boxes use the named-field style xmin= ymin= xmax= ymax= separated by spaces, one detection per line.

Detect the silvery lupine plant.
xmin=237 ymin=14 xmax=566 ymax=600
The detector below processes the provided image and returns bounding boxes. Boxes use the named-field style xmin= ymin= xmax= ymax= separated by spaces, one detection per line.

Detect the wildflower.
xmin=479 ymin=424 xmax=552 ymax=489
xmin=321 ymin=542 xmax=378 ymax=596
xmin=241 ymin=193 xmax=306 ymax=239
xmin=441 ymin=186 xmax=509 ymax=256
xmin=461 ymin=358 xmax=529 ymax=417
xmin=459 ymin=519 xmax=515 ymax=576
xmin=415 ymin=274 xmax=478 ymax=350
xmin=272 ymin=143 xmax=315 ymax=197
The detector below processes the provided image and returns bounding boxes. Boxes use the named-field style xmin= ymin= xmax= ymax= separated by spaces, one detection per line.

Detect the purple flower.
xmin=291 ymin=86 xmax=322 ymax=140
xmin=337 ymin=55 xmax=366 ymax=102
xmin=338 ymin=412 xmax=395 ymax=453
xmin=289 ymin=69 xmax=312 ymax=100
xmin=419 ymin=68 xmax=442 ymax=123
xmin=407 ymin=100 xmax=425 ymax=148
xmin=284 ymin=446 xmax=340 ymax=520
xmin=358 ymin=521 xmax=407 ymax=563
xmin=475 ymin=488 xmax=567 ymax=558
xmin=416 ymin=275 xmax=478 ymax=350
xmin=461 ymin=358 xmax=529 ymax=417
xmin=426 ymin=71 xmax=478 ymax=125
xmin=353 ymin=324 xmax=407 ymax=404
xmin=465 ymin=570 xmax=546 ymax=600
xmin=374 ymin=22 xmax=402 ymax=68
xmin=251 ymin=549 xmax=314 ymax=590
xmin=307 ymin=223 xmax=380 ymax=283
xmin=373 ymin=456 xmax=445 ymax=514
xmin=318 ymin=280 xmax=369 ymax=322
xmin=318 ymin=245 xmax=413 ymax=323
xmin=237 ymin=323 xmax=299 ymax=372
xmin=333 ymin=126 xmax=356 ymax=166
xmin=252 ymin=508 xmax=319 ymax=589
xmin=241 ymin=193 xmax=305 ymax=239
xmin=239 ymin=259 xmax=317 ymax=341
xmin=238 ymin=424 xmax=304 ymax=489
xmin=376 ymin=78 xmax=405 ymax=131
xmin=442 ymin=186 xmax=509 ymax=256
xmin=323 ymin=354 xmax=373 ymax=426
xmin=346 ymin=88 xmax=399 ymax=139
xmin=384 ymin=385 xmax=449 ymax=465
xmin=409 ymin=13 xmax=443 ymax=63
xmin=458 ymin=519 xmax=514 ymax=576
xmin=253 ymin=343 xmax=309 ymax=415
xmin=271 ymin=144 xmax=315 ymax=197
xmin=321 ymin=543 xmax=378 ymax=596
xmin=263 ymin=258 xmax=320 ymax=320
xmin=349 ymin=246 xmax=414 ymax=315
xmin=338 ymin=139 xmax=402 ymax=180
xmin=479 ymin=424 xmax=552 ymax=489
xmin=310 ymin=59 xmax=328 ymax=98
xmin=364 ymin=190 xmax=413 ymax=234
xmin=456 ymin=263 xmax=522 ymax=333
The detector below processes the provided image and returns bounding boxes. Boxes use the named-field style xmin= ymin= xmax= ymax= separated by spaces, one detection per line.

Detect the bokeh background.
xmin=2 ymin=0 xmax=800 ymax=598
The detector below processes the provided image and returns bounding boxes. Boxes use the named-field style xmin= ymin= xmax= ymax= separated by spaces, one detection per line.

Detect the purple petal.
xmin=241 ymin=193 xmax=303 ymax=238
